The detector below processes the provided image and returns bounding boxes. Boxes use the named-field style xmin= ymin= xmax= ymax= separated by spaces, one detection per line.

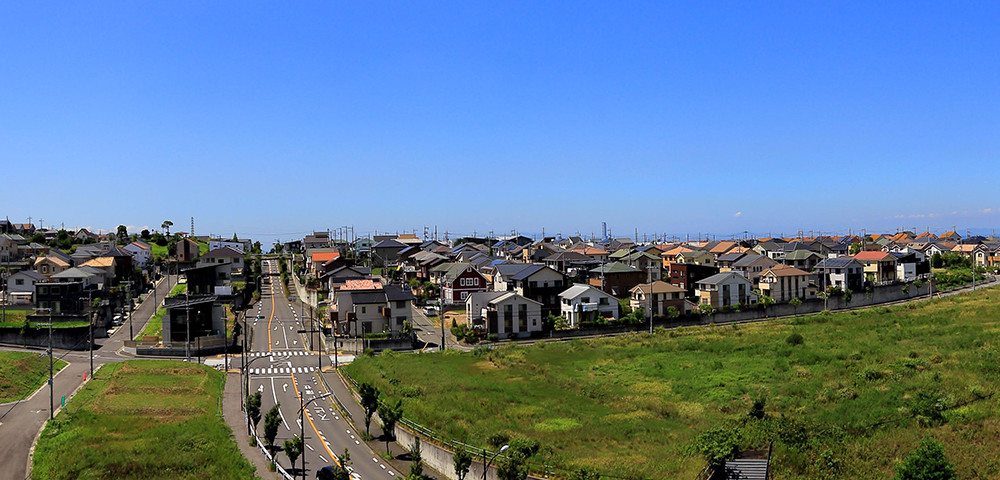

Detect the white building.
xmin=558 ymin=283 xmax=619 ymax=327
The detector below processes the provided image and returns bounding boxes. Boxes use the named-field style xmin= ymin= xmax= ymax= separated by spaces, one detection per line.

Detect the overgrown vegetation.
xmin=31 ymin=360 xmax=255 ymax=479
xmin=345 ymin=287 xmax=1000 ymax=478
xmin=0 ymin=351 xmax=67 ymax=403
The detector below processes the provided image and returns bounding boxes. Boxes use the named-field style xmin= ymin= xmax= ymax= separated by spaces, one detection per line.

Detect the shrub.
xmin=786 ymin=333 xmax=804 ymax=346
xmin=894 ymin=438 xmax=955 ymax=480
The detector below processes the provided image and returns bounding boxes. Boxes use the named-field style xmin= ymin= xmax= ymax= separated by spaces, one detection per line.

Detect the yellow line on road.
xmin=291 ymin=372 xmax=340 ymax=467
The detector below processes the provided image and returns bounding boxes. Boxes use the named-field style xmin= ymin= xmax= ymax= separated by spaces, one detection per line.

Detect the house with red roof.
xmin=853 ymin=251 xmax=897 ymax=284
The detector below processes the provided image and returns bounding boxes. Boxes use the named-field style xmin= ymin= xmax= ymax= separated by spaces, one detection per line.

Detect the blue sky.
xmin=2 ymin=2 xmax=998 ymax=245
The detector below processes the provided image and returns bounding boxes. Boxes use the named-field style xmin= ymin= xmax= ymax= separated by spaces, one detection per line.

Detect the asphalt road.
xmin=246 ymin=259 xmax=404 ymax=480
xmin=0 ymin=274 xmax=175 ymax=480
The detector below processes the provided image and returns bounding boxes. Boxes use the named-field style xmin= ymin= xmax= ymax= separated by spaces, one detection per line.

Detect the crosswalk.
xmin=247 ymin=351 xmax=313 ymax=357
xmin=249 ymin=366 xmax=319 ymax=375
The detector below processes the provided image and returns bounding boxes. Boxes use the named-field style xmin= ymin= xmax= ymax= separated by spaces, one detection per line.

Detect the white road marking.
xmin=305 ymin=444 xmax=314 ymax=451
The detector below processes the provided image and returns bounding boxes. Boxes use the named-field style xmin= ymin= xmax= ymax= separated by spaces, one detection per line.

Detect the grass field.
xmin=32 ymin=360 xmax=256 ymax=480
xmin=135 ymin=283 xmax=187 ymax=340
xmin=344 ymin=287 xmax=1000 ymax=479
xmin=0 ymin=351 xmax=67 ymax=403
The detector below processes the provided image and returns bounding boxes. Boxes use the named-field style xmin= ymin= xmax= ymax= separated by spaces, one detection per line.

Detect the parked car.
xmin=422 ymin=306 xmax=439 ymax=316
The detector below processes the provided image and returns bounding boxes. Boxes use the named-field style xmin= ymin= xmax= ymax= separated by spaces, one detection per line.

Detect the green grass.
xmin=135 ymin=283 xmax=187 ymax=341
xmin=32 ymin=360 xmax=256 ymax=480
xmin=0 ymin=321 xmax=91 ymax=329
xmin=0 ymin=351 xmax=67 ymax=403
xmin=344 ymin=287 xmax=1000 ymax=479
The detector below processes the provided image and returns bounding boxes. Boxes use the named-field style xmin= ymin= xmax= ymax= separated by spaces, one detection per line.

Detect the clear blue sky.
xmin=2 ymin=2 xmax=998 ymax=244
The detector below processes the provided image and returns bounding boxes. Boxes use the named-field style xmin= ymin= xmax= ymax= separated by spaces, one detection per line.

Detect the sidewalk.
xmin=221 ymin=371 xmax=280 ymax=480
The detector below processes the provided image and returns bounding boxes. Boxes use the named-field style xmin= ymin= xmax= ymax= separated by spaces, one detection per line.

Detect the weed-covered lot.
xmin=345 ymin=288 xmax=1000 ymax=479
xmin=32 ymin=360 xmax=256 ymax=480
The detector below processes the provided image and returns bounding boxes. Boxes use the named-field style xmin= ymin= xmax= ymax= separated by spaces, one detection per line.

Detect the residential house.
xmin=668 ymin=262 xmax=721 ymax=300
xmin=621 ymin=250 xmax=663 ymax=280
xmin=492 ymin=264 xmax=566 ymax=316
xmin=559 ymin=284 xmax=619 ymax=327
xmin=6 ymin=270 xmax=45 ymax=303
xmin=177 ymin=237 xmax=201 ymax=263
xmin=322 ymin=266 xmax=373 ymax=292
xmin=952 ymin=243 xmax=988 ymax=267
xmin=570 ymin=244 xmax=609 ymax=263
xmin=607 ymin=238 xmax=636 ymax=251
xmin=661 ymin=245 xmax=697 ymax=268
xmin=891 ymin=251 xmax=930 ymax=282
xmin=854 ymin=251 xmax=898 ymax=284
xmin=51 ymin=267 xmax=101 ymax=290
xmin=371 ymin=239 xmax=406 ymax=267
xmin=543 ymin=251 xmax=593 ymax=274
xmin=197 ymin=246 xmax=245 ymax=282
xmin=675 ymin=249 xmax=716 ymax=267
xmin=813 ymin=257 xmax=864 ymax=292
xmin=34 ymin=255 xmax=71 ymax=278
xmin=781 ymin=250 xmax=825 ymax=271
xmin=383 ymin=285 xmax=415 ymax=334
xmin=730 ymin=254 xmax=778 ymax=284
xmin=695 ymin=272 xmax=758 ymax=308
xmin=467 ymin=292 xmax=543 ymax=339
xmin=79 ymin=257 xmax=118 ymax=283
xmin=34 ymin=281 xmax=87 ymax=314
xmin=161 ymin=295 xmax=225 ymax=345
xmin=208 ymin=239 xmax=251 ymax=253
xmin=303 ymin=232 xmax=331 ymax=249
xmin=938 ymin=231 xmax=962 ymax=242
xmin=0 ymin=234 xmax=16 ymax=263
xmin=123 ymin=241 xmax=151 ymax=267
xmin=589 ymin=262 xmax=645 ymax=297
xmin=439 ymin=262 xmax=489 ymax=304
xmin=758 ymin=265 xmax=815 ymax=303
xmin=629 ymin=281 xmax=688 ymax=318
xmin=717 ymin=252 xmax=748 ymax=271
xmin=334 ymin=289 xmax=389 ymax=338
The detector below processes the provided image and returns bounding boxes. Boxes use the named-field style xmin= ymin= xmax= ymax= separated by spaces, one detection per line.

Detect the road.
xmin=0 ymin=274 xmax=175 ymax=480
xmin=246 ymin=259 xmax=404 ymax=480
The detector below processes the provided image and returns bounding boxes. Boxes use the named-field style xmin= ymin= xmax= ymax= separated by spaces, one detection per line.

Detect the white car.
xmin=422 ymin=306 xmax=439 ymax=316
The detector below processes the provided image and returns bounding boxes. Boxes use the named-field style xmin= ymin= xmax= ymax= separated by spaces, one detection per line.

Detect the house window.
xmin=529 ymin=281 xmax=537 ymax=288
xmin=460 ymin=291 xmax=469 ymax=301
xmin=396 ymin=301 xmax=405 ymax=309
xmin=361 ymin=306 xmax=366 ymax=314
xmin=15 ymin=279 xmax=24 ymax=286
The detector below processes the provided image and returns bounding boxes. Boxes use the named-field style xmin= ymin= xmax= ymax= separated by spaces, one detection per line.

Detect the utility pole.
xmin=89 ymin=311 xmax=94 ymax=379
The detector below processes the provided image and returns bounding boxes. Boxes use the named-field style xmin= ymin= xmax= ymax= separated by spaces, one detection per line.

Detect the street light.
xmin=483 ymin=444 xmax=509 ymax=480
xmin=298 ymin=392 xmax=332 ymax=480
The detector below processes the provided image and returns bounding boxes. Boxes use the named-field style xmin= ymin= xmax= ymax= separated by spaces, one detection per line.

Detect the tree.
xmin=693 ymin=427 xmax=739 ymax=467
xmin=849 ymin=242 xmax=862 ymax=255
xmin=496 ymin=450 xmax=529 ymax=480
xmin=116 ymin=225 xmax=129 ymax=245
xmin=409 ymin=437 xmax=423 ymax=478
xmin=378 ymin=399 xmax=404 ymax=454
xmin=487 ymin=433 xmax=511 ymax=449
xmin=247 ymin=392 xmax=263 ymax=433
xmin=232 ymin=232 xmax=239 ymax=242
xmin=666 ymin=306 xmax=680 ymax=320
xmin=140 ymin=229 xmax=151 ymax=240
xmin=453 ymin=447 xmax=472 ymax=480
xmin=263 ymin=403 xmax=281 ymax=451
xmin=894 ymin=438 xmax=955 ymax=480
xmin=359 ymin=382 xmax=380 ymax=435
xmin=318 ymin=450 xmax=351 ymax=480
xmin=161 ymin=220 xmax=173 ymax=237
xmin=284 ymin=435 xmax=303 ymax=470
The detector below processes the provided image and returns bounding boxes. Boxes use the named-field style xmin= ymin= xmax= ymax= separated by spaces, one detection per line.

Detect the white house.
xmin=695 ymin=272 xmax=758 ymax=308
xmin=208 ymin=239 xmax=250 ymax=253
xmin=6 ymin=270 xmax=45 ymax=303
xmin=466 ymin=292 xmax=542 ymax=339
xmin=558 ymin=284 xmax=619 ymax=327
xmin=124 ymin=241 xmax=151 ymax=267
xmin=197 ymin=247 xmax=245 ymax=282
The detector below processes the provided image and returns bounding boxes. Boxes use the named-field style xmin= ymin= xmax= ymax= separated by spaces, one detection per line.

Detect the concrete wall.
xmin=0 ymin=325 xmax=91 ymax=350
